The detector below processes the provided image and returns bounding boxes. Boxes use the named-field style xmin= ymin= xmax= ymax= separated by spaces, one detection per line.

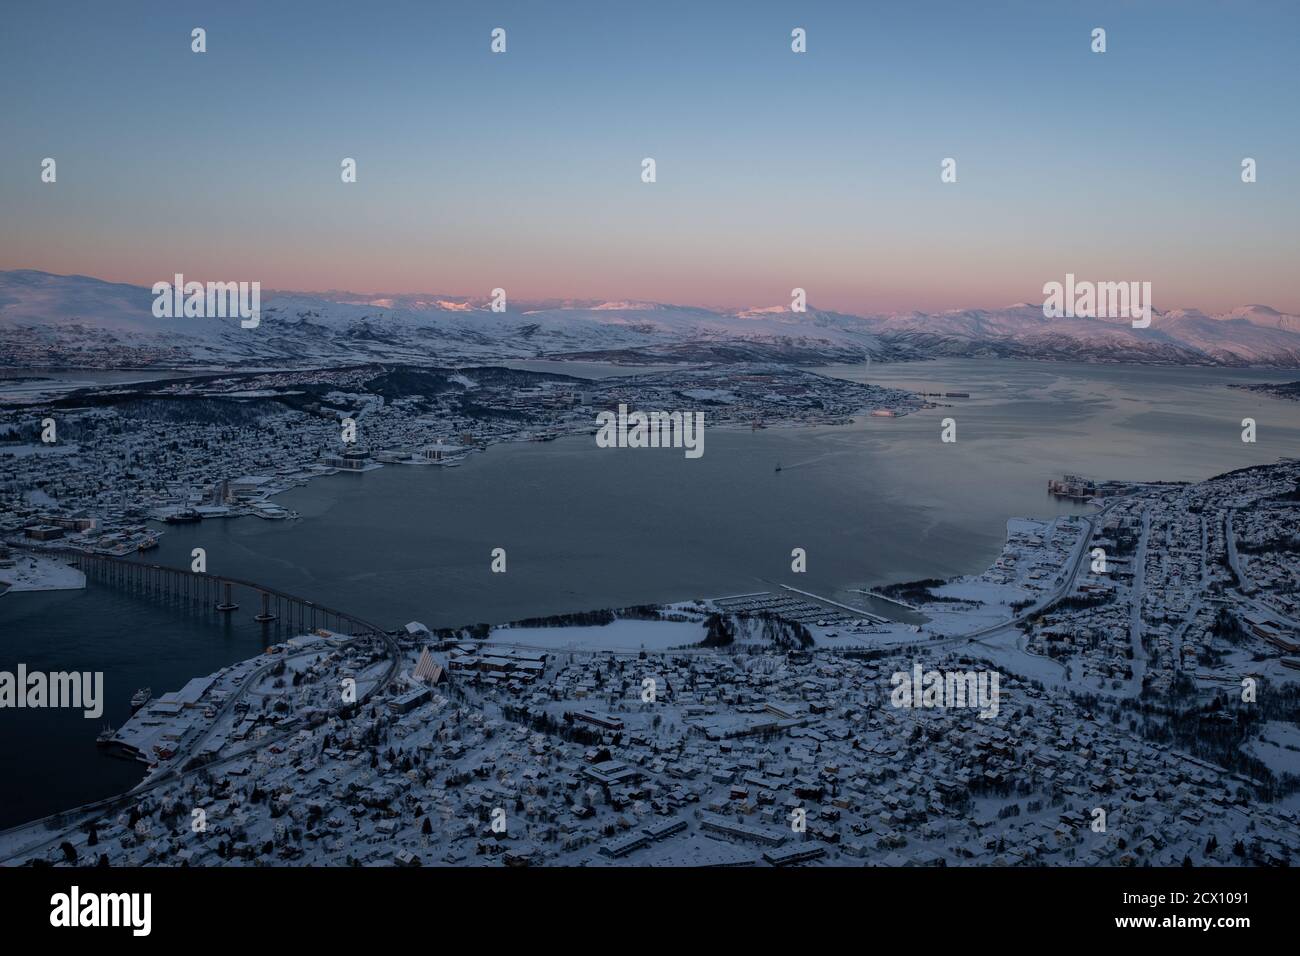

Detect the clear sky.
xmin=2 ymin=0 xmax=1297 ymax=313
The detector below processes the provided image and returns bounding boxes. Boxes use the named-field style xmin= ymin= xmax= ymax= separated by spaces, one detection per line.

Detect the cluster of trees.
xmin=877 ymin=578 xmax=950 ymax=604
xmin=700 ymin=612 xmax=736 ymax=647
xmin=1211 ymin=607 xmax=1246 ymax=644
xmin=499 ymin=703 xmax=604 ymax=747
xmin=510 ymin=604 xmax=665 ymax=629
xmin=699 ymin=611 xmax=813 ymax=649
xmin=432 ymin=622 xmax=491 ymax=641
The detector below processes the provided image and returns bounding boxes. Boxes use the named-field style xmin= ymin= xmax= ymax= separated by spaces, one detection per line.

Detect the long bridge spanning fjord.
xmin=49 ymin=548 xmax=390 ymax=640
xmin=0 ymin=547 xmax=402 ymax=863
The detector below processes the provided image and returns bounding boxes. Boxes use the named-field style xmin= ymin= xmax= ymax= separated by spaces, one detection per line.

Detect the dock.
xmin=776 ymin=585 xmax=890 ymax=624
xmin=850 ymin=588 xmax=920 ymax=612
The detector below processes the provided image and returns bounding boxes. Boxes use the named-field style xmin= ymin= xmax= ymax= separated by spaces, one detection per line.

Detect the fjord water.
xmin=2 ymin=359 xmax=1298 ymax=826
xmin=0 ymin=586 xmax=274 ymax=829
xmin=135 ymin=359 xmax=1299 ymax=627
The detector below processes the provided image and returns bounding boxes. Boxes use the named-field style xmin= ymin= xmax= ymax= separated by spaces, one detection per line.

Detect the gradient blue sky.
xmin=2 ymin=0 xmax=1297 ymax=313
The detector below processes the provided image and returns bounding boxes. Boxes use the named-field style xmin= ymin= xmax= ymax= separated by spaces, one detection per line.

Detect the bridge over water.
xmin=49 ymin=548 xmax=389 ymax=640
xmin=0 ymin=547 xmax=401 ymax=862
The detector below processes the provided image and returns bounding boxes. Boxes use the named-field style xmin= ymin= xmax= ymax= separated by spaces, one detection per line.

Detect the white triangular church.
xmin=413 ymin=647 xmax=443 ymax=685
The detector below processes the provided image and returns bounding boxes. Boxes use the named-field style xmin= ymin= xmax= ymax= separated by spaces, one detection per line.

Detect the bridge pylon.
xmin=253 ymin=590 xmax=277 ymax=623
xmin=215 ymin=580 xmax=239 ymax=613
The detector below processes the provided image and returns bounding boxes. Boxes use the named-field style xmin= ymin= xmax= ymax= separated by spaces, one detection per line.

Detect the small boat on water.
xmin=774 ymin=462 xmax=782 ymax=473
xmin=129 ymin=687 xmax=151 ymax=712
xmin=95 ymin=724 xmax=115 ymax=746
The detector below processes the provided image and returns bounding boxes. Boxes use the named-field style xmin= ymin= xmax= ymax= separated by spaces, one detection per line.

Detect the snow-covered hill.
xmin=864 ymin=303 xmax=1300 ymax=366
xmin=2 ymin=270 xmax=1298 ymax=369
xmin=0 ymin=271 xmax=895 ymax=368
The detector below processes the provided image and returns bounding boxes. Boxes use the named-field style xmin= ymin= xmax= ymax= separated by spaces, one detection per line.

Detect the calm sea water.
xmin=2 ymin=358 xmax=1298 ymax=826
xmin=0 ymin=585 xmax=276 ymax=828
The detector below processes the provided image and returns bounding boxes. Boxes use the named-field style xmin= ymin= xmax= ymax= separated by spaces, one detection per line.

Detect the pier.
xmin=776 ymin=585 xmax=891 ymax=624
xmin=850 ymin=588 xmax=921 ymax=612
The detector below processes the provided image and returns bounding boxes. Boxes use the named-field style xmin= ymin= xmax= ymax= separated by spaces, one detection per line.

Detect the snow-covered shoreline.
xmin=0 ymin=550 xmax=85 ymax=594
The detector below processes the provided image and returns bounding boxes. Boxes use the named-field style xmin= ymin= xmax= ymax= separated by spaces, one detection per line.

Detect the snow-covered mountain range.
xmin=2 ymin=270 xmax=1299 ymax=369
xmin=865 ymin=303 xmax=1300 ymax=367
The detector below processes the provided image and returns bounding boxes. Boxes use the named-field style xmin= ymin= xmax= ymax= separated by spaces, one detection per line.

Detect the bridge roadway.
xmin=50 ymin=547 xmax=386 ymax=637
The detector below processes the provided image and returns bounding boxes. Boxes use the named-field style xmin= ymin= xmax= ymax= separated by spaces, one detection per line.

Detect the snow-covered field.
xmin=0 ymin=552 xmax=85 ymax=593
xmin=487 ymin=619 xmax=706 ymax=652
xmin=1244 ymin=721 xmax=1300 ymax=778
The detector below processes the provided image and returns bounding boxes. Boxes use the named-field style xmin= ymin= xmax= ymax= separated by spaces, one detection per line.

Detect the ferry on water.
xmin=129 ymin=687 xmax=151 ymax=712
